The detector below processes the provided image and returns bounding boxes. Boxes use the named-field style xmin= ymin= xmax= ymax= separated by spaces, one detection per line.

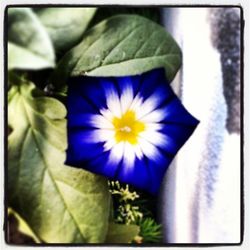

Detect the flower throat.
xmin=112 ymin=110 xmax=145 ymax=145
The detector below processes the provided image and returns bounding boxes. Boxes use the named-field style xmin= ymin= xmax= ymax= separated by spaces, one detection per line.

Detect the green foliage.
xmin=109 ymin=181 xmax=163 ymax=244
xmin=34 ymin=7 xmax=96 ymax=55
xmin=8 ymin=76 xmax=111 ymax=243
xmin=50 ymin=14 xmax=182 ymax=92
xmin=109 ymin=181 xmax=143 ymax=225
xmin=138 ymin=218 xmax=163 ymax=243
xmin=105 ymin=223 xmax=139 ymax=243
xmin=8 ymin=8 xmax=55 ymax=70
xmin=7 ymin=7 xmax=182 ymax=243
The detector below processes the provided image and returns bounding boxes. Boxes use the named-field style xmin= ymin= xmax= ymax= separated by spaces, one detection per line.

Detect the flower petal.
xmin=69 ymin=76 xmax=107 ymax=110
xmin=66 ymin=68 xmax=199 ymax=195
xmin=85 ymin=151 xmax=118 ymax=179
xmin=137 ymin=68 xmax=168 ymax=100
xmin=117 ymin=156 xmax=151 ymax=191
xmin=123 ymin=142 xmax=136 ymax=169
xmin=163 ymin=98 xmax=199 ymax=126
xmin=90 ymin=114 xmax=114 ymax=129
xmin=108 ymin=142 xmax=124 ymax=165
xmin=103 ymin=80 xmax=122 ymax=118
xmin=146 ymin=155 xmax=172 ymax=194
xmin=136 ymin=86 xmax=173 ymax=119
xmin=66 ymin=129 xmax=104 ymax=160
xmin=139 ymin=108 xmax=166 ymax=123
xmin=120 ymin=85 xmax=134 ymax=114
xmin=137 ymin=137 xmax=163 ymax=161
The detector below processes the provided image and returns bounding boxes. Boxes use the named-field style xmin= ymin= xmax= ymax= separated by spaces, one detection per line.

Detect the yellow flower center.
xmin=112 ymin=110 xmax=145 ymax=145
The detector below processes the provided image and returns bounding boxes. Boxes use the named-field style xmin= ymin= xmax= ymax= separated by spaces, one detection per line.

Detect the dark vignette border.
xmin=3 ymin=3 xmax=245 ymax=247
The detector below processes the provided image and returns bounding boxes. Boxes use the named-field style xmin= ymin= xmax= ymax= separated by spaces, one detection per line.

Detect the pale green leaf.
xmin=8 ymin=8 xmax=55 ymax=70
xmin=8 ymin=77 xmax=110 ymax=243
xmin=51 ymin=14 xmax=182 ymax=92
xmin=8 ymin=42 xmax=54 ymax=70
xmin=34 ymin=7 xmax=97 ymax=53
xmin=105 ymin=223 xmax=139 ymax=243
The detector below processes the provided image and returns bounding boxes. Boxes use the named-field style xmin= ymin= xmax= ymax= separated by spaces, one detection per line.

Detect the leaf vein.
xmin=133 ymin=28 xmax=158 ymax=58
xmin=101 ymin=23 xmax=144 ymax=65
xmin=32 ymin=129 xmax=86 ymax=241
xmin=81 ymin=54 xmax=180 ymax=75
xmin=20 ymin=94 xmax=86 ymax=241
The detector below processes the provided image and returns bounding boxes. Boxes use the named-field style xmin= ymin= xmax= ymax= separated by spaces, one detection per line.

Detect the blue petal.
xmin=67 ymin=113 xmax=94 ymax=128
xmin=67 ymin=82 xmax=97 ymax=114
xmin=161 ymin=98 xmax=200 ymax=126
xmin=146 ymin=155 xmax=172 ymax=194
xmin=117 ymin=157 xmax=151 ymax=191
xmin=116 ymin=75 xmax=141 ymax=97
xmin=156 ymin=135 xmax=182 ymax=156
xmin=99 ymin=77 xmax=118 ymax=96
xmin=138 ymin=68 xmax=169 ymax=100
xmin=146 ymin=84 xmax=174 ymax=111
xmin=66 ymin=129 xmax=105 ymax=165
xmin=160 ymin=123 xmax=198 ymax=143
xmin=84 ymin=151 xmax=120 ymax=179
xmin=154 ymin=124 xmax=198 ymax=156
xmin=155 ymin=123 xmax=198 ymax=155
xmin=69 ymin=76 xmax=108 ymax=111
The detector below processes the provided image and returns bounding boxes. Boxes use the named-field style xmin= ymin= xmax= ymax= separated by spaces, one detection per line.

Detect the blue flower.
xmin=65 ymin=68 xmax=199 ymax=194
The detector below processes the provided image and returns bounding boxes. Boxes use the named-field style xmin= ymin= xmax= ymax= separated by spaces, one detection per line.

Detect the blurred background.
xmin=160 ymin=7 xmax=241 ymax=243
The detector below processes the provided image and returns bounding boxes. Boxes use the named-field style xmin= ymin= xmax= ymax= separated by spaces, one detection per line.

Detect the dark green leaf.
xmin=88 ymin=7 xmax=161 ymax=28
xmin=105 ymin=223 xmax=139 ymax=243
xmin=138 ymin=218 xmax=162 ymax=243
xmin=50 ymin=14 xmax=182 ymax=92
xmin=8 ymin=77 xmax=110 ymax=243
xmin=34 ymin=7 xmax=97 ymax=54
xmin=8 ymin=8 xmax=55 ymax=70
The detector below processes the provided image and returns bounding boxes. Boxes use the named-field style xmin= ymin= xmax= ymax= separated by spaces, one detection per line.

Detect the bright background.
xmin=160 ymin=7 xmax=241 ymax=243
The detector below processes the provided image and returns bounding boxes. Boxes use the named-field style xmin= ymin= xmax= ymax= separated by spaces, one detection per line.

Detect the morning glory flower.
xmin=65 ymin=68 xmax=199 ymax=194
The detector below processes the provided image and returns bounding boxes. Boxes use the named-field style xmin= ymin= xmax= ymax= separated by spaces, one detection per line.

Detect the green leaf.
xmin=8 ymin=77 xmax=111 ymax=243
xmin=138 ymin=218 xmax=162 ymax=243
xmin=34 ymin=7 xmax=97 ymax=54
xmin=88 ymin=7 xmax=161 ymax=28
xmin=51 ymin=14 xmax=182 ymax=92
xmin=8 ymin=8 xmax=55 ymax=70
xmin=8 ymin=42 xmax=54 ymax=70
xmin=8 ymin=208 xmax=41 ymax=243
xmin=105 ymin=223 xmax=139 ymax=243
